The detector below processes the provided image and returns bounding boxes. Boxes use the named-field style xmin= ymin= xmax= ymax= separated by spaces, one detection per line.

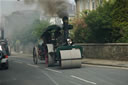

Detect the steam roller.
xmin=56 ymin=46 xmax=82 ymax=68
xmin=33 ymin=16 xmax=83 ymax=69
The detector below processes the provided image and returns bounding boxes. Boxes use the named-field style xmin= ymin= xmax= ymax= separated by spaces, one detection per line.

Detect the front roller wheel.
xmin=33 ymin=47 xmax=38 ymax=64
xmin=59 ymin=49 xmax=82 ymax=68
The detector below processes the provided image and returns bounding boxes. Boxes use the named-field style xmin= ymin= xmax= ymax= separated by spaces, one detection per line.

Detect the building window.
xmin=99 ymin=0 xmax=103 ymax=5
xmin=92 ymin=0 xmax=95 ymax=10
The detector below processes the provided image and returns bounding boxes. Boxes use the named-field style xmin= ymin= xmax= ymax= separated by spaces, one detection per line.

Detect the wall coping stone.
xmin=75 ymin=43 xmax=128 ymax=46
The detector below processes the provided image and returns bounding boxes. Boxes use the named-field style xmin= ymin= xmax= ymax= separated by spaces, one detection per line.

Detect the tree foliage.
xmin=111 ymin=0 xmax=128 ymax=42
xmin=85 ymin=1 xmax=113 ymax=43
xmin=72 ymin=0 xmax=128 ymax=43
xmin=11 ymin=19 xmax=50 ymax=45
xmin=71 ymin=11 xmax=87 ymax=43
xmin=32 ymin=20 xmax=50 ymax=38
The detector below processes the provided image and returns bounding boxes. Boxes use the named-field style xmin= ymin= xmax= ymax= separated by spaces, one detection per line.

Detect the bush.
xmin=84 ymin=0 xmax=128 ymax=43
xmin=85 ymin=1 xmax=114 ymax=43
xmin=71 ymin=11 xmax=87 ymax=43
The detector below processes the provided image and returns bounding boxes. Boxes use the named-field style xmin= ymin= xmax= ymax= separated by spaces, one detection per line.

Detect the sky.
xmin=0 ymin=0 xmax=75 ymax=16
xmin=0 ymin=0 xmax=36 ymax=16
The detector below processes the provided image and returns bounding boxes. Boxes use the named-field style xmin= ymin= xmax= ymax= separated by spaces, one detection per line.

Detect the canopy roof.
xmin=41 ymin=25 xmax=61 ymax=37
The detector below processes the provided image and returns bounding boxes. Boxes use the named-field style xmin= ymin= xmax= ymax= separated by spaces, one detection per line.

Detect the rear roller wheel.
xmin=33 ymin=47 xmax=38 ymax=64
xmin=46 ymin=53 xmax=54 ymax=67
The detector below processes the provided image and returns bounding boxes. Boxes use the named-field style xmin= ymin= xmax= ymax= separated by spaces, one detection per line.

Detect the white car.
xmin=0 ymin=45 xmax=9 ymax=69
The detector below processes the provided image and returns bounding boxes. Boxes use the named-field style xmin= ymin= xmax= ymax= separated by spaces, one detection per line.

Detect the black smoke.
xmin=24 ymin=0 xmax=69 ymax=18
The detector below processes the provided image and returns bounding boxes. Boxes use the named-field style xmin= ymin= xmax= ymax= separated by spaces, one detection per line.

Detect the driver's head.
xmin=62 ymin=16 xmax=68 ymax=24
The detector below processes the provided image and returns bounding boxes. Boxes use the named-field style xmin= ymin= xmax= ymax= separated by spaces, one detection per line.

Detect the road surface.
xmin=0 ymin=54 xmax=128 ymax=85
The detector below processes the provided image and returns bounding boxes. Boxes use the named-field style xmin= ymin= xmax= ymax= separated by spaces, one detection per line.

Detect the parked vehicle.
xmin=0 ymin=45 xmax=9 ymax=69
xmin=0 ymin=28 xmax=11 ymax=56
xmin=0 ymin=39 xmax=11 ymax=56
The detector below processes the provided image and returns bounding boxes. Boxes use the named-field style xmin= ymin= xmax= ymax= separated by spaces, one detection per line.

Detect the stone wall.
xmin=76 ymin=43 xmax=128 ymax=61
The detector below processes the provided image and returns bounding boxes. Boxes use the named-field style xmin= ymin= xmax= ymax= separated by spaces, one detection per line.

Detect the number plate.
xmin=1 ymin=58 xmax=7 ymax=63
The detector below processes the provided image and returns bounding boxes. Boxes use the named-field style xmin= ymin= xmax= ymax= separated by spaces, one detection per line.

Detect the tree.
xmin=111 ymin=0 xmax=128 ymax=42
xmin=85 ymin=1 xmax=114 ymax=43
xmin=32 ymin=20 xmax=50 ymax=38
xmin=83 ymin=0 xmax=128 ymax=43
xmin=11 ymin=19 xmax=50 ymax=45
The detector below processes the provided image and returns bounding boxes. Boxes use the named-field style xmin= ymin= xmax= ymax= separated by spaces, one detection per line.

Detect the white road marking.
xmin=45 ymin=68 xmax=62 ymax=73
xmin=42 ymin=71 xmax=59 ymax=85
xmin=83 ymin=64 xmax=128 ymax=70
xmin=71 ymin=75 xmax=96 ymax=85
xmin=27 ymin=64 xmax=39 ymax=68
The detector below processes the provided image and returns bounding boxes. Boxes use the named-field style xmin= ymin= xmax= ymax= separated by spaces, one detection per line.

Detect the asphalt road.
xmin=0 ymin=54 xmax=128 ymax=85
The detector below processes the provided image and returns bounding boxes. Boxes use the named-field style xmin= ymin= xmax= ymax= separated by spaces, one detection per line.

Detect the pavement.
xmin=82 ymin=58 xmax=128 ymax=68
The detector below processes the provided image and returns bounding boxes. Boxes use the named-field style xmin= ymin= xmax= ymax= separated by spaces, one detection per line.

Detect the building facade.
xmin=75 ymin=0 xmax=104 ymax=16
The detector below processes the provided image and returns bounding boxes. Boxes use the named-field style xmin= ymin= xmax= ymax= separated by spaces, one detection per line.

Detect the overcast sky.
xmin=0 ymin=0 xmax=75 ymax=16
xmin=0 ymin=0 xmax=36 ymax=16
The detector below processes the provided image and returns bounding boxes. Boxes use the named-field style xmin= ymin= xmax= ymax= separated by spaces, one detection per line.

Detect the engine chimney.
xmin=62 ymin=16 xmax=69 ymax=42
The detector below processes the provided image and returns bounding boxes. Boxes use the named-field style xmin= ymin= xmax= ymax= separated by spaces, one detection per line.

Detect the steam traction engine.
xmin=33 ymin=16 xmax=83 ymax=68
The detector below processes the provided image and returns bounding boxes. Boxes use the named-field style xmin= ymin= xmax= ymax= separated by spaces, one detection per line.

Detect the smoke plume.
xmin=24 ymin=0 xmax=69 ymax=18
